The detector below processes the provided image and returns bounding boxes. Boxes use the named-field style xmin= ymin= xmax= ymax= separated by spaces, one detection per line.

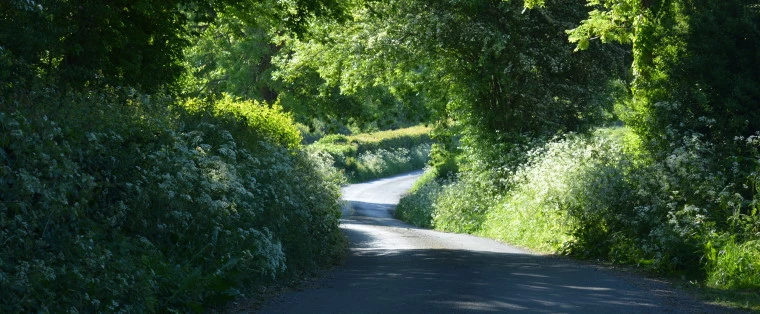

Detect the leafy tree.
xmin=547 ymin=0 xmax=760 ymax=150
xmin=539 ymin=0 xmax=760 ymax=221
xmin=182 ymin=1 xmax=427 ymax=133
xmin=291 ymin=0 xmax=627 ymax=172
xmin=183 ymin=13 xmax=280 ymax=100
xmin=0 ymin=0 xmax=346 ymax=92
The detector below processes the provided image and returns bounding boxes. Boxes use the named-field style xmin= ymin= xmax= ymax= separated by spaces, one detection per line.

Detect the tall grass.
xmin=706 ymin=237 xmax=760 ymax=289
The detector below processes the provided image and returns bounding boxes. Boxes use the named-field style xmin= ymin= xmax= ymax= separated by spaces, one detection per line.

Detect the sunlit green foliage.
xmin=182 ymin=94 xmax=302 ymax=150
xmin=353 ymin=145 xmax=431 ymax=183
xmin=310 ymin=125 xmax=432 ymax=182
xmin=346 ymin=125 xmax=432 ymax=153
xmin=183 ymin=13 xmax=280 ymax=101
xmin=395 ymin=169 xmax=445 ymax=228
xmin=181 ymin=6 xmax=429 ymax=133
xmin=706 ymin=237 xmax=760 ymax=290
xmin=272 ymin=26 xmax=431 ymax=131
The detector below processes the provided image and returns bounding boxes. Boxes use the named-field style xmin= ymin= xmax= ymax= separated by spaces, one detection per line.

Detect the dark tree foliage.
xmin=361 ymin=0 xmax=626 ymax=137
xmin=0 ymin=0 xmax=210 ymax=91
xmin=650 ymin=0 xmax=760 ymax=146
xmin=350 ymin=0 xmax=629 ymax=172
xmin=640 ymin=0 xmax=760 ymax=221
xmin=563 ymin=0 xmax=760 ymax=149
xmin=563 ymin=0 xmax=760 ymax=212
xmin=424 ymin=0 xmax=627 ymax=139
xmin=0 ymin=0 xmax=345 ymax=92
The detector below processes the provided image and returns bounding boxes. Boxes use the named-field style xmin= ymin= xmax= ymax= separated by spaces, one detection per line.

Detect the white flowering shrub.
xmin=1 ymin=87 xmax=344 ymax=311
xmin=471 ymin=130 xmax=629 ymax=252
xmin=480 ymin=128 xmax=755 ymax=272
xmin=430 ymin=180 xmax=492 ymax=234
xmin=612 ymin=130 xmax=758 ymax=274
xmin=402 ymin=126 xmax=759 ymax=286
xmin=429 ymin=132 xmax=534 ymax=235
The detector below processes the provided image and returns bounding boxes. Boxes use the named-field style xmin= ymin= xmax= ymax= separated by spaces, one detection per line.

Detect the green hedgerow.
xmin=182 ymin=93 xmax=302 ymax=150
xmin=1 ymin=87 xmax=345 ymax=312
xmin=409 ymin=125 xmax=759 ymax=285
xmin=310 ymin=125 xmax=432 ymax=182
xmin=395 ymin=168 xmax=446 ymax=228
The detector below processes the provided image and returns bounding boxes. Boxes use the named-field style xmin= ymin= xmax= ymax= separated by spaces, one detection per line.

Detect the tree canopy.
xmin=0 ymin=0 xmax=345 ymax=92
xmin=552 ymin=0 xmax=760 ymax=149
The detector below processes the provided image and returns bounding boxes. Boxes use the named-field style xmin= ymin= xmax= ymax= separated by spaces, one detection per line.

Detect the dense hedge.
xmin=310 ymin=125 xmax=431 ymax=182
xmin=0 ymin=87 xmax=345 ymax=312
xmin=398 ymin=127 xmax=760 ymax=290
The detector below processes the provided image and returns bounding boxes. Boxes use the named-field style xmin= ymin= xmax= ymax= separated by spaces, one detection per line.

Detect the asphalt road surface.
xmin=258 ymin=171 xmax=739 ymax=313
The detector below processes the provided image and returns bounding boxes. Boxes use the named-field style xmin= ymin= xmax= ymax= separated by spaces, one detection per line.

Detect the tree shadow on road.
xmin=260 ymin=199 xmax=744 ymax=313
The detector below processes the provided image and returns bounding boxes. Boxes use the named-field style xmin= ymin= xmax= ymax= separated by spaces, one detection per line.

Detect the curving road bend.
xmin=258 ymin=171 xmax=739 ymax=313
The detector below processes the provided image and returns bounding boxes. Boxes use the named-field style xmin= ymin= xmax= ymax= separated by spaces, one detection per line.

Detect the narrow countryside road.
xmin=258 ymin=171 xmax=740 ymax=313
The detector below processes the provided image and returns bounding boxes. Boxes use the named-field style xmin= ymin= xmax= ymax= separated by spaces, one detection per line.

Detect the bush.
xmin=395 ymin=168 xmax=445 ymax=228
xmin=182 ymin=94 xmax=302 ymax=150
xmin=475 ymin=128 xmax=724 ymax=268
xmin=0 ymin=87 xmax=345 ymax=312
xmin=405 ymin=126 xmax=759 ymax=286
xmin=311 ymin=125 xmax=432 ymax=182
xmin=351 ymin=144 xmax=431 ymax=182
xmin=479 ymin=132 xmax=630 ymax=252
xmin=432 ymin=174 xmax=499 ymax=234
xmin=317 ymin=134 xmax=352 ymax=145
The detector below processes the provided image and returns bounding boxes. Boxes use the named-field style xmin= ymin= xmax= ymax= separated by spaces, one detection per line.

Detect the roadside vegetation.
xmin=398 ymin=126 xmax=760 ymax=310
xmin=1 ymin=1 xmax=349 ymax=312
xmin=1 ymin=88 xmax=347 ymax=312
xmin=2 ymin=0 xmax=758 ymax=311
xmin=309 ymin=125 xmax=432 ymax=182
xmin=386 ymin=0 xmax=758 ymax=310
